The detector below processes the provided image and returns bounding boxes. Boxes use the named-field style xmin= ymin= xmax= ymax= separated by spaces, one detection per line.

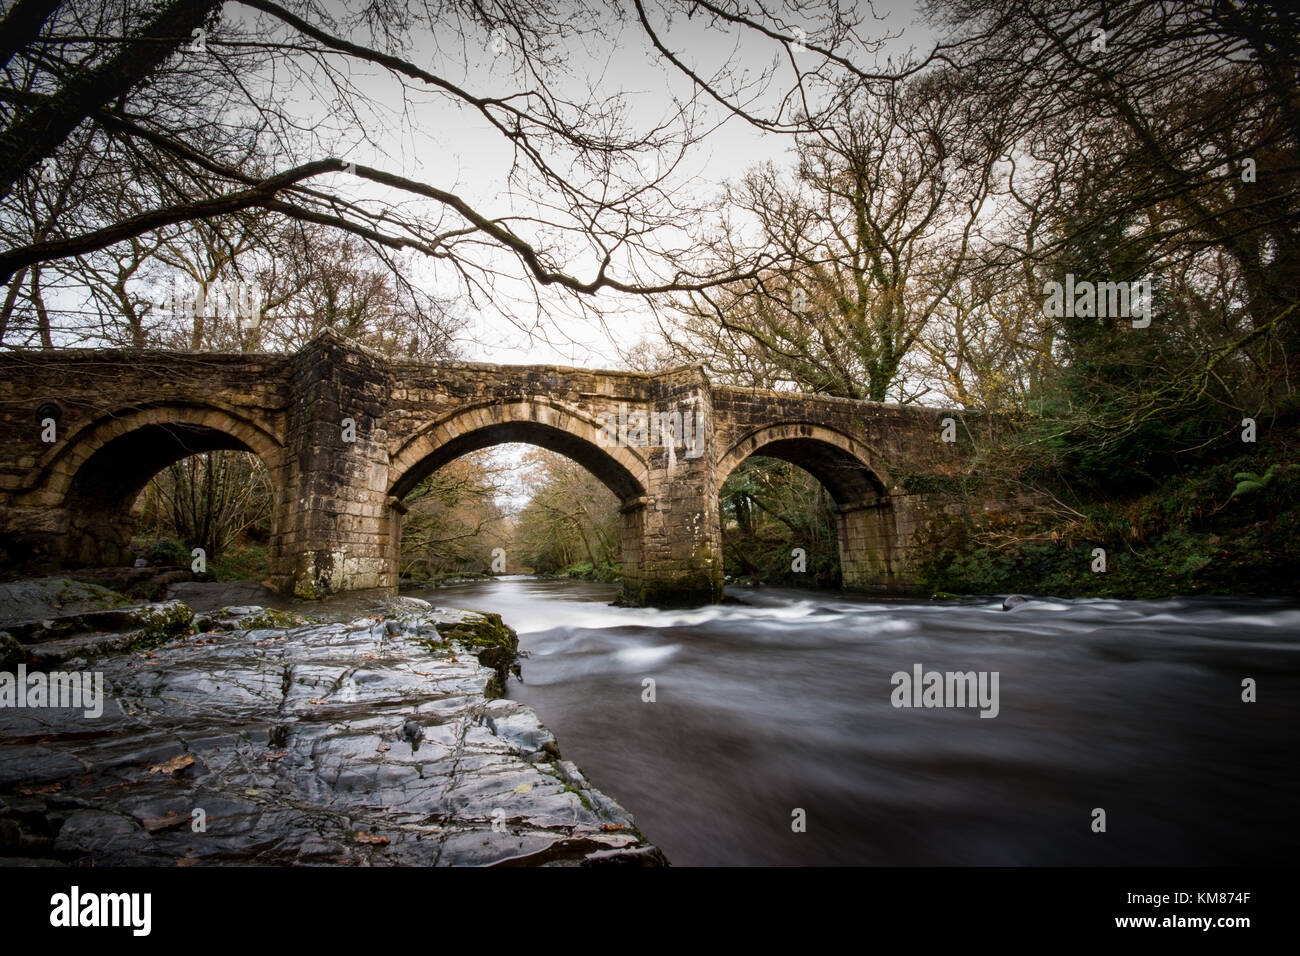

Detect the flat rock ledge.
xmin=0 ymin=599 xmax=666 ymax=866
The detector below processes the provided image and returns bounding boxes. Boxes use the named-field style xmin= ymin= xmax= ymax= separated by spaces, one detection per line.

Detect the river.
xmin=409 ymin=577 xmax=1299 ymax=866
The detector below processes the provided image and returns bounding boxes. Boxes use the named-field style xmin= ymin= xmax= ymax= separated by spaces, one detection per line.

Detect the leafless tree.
xmin=3 ymin=0 xmax=841 ymax=350
xmin=643 ymin=70 xmax=1002 ymax=402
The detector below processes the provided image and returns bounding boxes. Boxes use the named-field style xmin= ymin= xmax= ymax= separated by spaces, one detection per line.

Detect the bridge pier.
xmin=269 ymin=334 xmax=399 ymax=598
xmin=614 ymin=375 xmax=725 ymax=607
xmin=617 ymin=498 xmax=647 ymax=602
xmin=837 ymin=500 xmax=900 ymax=591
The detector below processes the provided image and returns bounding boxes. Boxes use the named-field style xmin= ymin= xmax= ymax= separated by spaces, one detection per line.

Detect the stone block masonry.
xmin=0 ymin=330 xmax=999 ymax=605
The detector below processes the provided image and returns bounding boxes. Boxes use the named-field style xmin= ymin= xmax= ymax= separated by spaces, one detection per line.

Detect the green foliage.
xmin=719 ymin=456 xmax=840 ymax=586
xmin=1229 ymin=464 xmax=1293 ymax=500
xmin=918 ymin=441 xmax=1300 ymax=598
xmin=1025 ymin=206 xmax=1240 ymax=494
xmin=143 ymin=538 xmax=189 ymax=567
xmin=552 ymin=560 xmax=621 ymax=582
xmin=897 ymin=472 xmax=973 ymax=496
xmin=209 ymin=541 xmax=269 ymax=581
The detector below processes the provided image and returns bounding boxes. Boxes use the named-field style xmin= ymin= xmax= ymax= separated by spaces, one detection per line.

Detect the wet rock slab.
xmin=0 ymin=577 xmax=136 ymax=626
xmin=0 ymin=601 xmax=665 ymax=866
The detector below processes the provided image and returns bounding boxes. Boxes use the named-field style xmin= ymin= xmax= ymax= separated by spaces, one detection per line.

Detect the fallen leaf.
xmin=142 ymin=811 xmax=188 ymax=832
xmin=148 ymin=754 xmax=195 ymax=775
xmin=17 ymin=782 xmax=61 ymax=795
xmin=376 ymin=743 xmax=391 ymax=753
xmin=354 ymin=831 xmax=390 ymax=845
xmin=513 ymin=783 xmax=532 ymax=794
xmin=601 ymin=823 xmax=625 ymax=831
xmin=264 ymin=751 xmax=288 ymax=761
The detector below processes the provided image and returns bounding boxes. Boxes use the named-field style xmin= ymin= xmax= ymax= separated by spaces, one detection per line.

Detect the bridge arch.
xmin=26 ymin=403 xmax=285 ymax=567
xmin=715 ymin=422 xmax=894 ymax=502
xmin=714 ymin=422 xmax=901 ymax=591
xmin=387 ymin=397 xmax=650 ymax=595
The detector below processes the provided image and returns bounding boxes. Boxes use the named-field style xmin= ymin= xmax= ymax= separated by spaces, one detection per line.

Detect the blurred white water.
xmin=414 ymin=578 xmax=1300 ymax=866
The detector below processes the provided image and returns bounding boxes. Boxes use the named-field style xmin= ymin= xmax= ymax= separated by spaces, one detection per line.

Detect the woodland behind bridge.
xmin=1 ymin=0 xmax=1297 ymax=597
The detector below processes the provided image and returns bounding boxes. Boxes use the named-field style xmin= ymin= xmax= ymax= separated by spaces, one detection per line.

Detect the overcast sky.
xmin=315 ymin=0 xmax=938 ymax=371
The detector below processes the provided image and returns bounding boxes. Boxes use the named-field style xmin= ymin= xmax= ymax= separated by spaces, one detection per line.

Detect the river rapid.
xmin=410 ymin=578 xmax=1299 ymax=866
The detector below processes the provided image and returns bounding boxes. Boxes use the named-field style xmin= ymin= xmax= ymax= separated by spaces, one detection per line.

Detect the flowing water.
xmin=411 ymin=578 xmax=1299 ymax=866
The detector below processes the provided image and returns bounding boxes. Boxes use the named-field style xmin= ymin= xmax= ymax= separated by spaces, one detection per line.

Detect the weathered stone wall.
xmin=0 ymin=333 xmax=999 ymax=604
xmin=0 ymin=349 xmax=292 ymax=574
xmin=281 ymin=335 xmax=397 ymax=597
xmin=709 ymin=385 xmax=976 ymax=589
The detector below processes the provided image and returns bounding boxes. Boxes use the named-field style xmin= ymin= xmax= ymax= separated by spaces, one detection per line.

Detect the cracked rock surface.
xmin=0 ymin=602 xmax=666 ymax=866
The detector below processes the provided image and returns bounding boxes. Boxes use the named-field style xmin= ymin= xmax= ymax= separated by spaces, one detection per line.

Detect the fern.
xmin=1230 ymin=464 xmax=1287 ymax=499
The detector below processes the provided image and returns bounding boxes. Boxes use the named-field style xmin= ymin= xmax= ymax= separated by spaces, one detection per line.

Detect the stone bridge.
xmin=0 ymin=332 xmax=992 ymax=605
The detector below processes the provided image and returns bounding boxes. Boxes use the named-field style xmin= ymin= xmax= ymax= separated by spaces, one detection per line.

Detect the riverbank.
xmin=913 ymin=433 xmax=1300 ymax=600
xmin=0 ymin=579 xmax=665 ymax=866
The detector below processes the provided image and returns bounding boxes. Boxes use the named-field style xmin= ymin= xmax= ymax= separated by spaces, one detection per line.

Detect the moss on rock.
xmin=129 ymin=600 xmax=194 ymax=635
xmin=123 ymin=600 xmax=196 ymax=650
xmin=55 ymin=581 xmax=134 ymax=611
xmin=431 ymin=612 xmax=520 ymax=697
xmin=232 ymin=608 xmax=312 ymax=630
